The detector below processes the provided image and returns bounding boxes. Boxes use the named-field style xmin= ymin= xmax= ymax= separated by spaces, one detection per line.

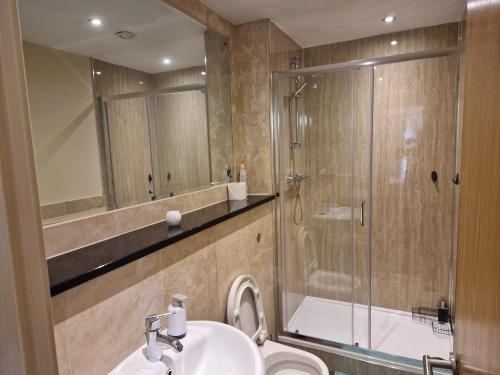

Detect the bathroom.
xmin=0 ymin=0 xmax=498 ymax=374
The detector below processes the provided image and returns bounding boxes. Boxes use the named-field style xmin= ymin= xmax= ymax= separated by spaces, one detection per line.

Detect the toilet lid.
xmin=227 ymin=275 xmax=268 ymax=345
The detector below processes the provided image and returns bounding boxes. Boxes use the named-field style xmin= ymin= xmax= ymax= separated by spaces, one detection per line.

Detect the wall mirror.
xmin=19 ymin=0 xmax=233 ymax=225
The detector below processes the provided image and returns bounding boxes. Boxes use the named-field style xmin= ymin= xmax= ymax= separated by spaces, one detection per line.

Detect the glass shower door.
xmin=277 ymin=67 xmax=372 ymax=348
xmin=104 ymin=96 xmax=155 ymax=208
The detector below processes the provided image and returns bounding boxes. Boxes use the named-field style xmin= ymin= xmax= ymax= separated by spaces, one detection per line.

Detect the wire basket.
xmin=412 ymin=306 xmax=453 ymax=336
xmin=431 ymin=320 xmax=454 ymax=336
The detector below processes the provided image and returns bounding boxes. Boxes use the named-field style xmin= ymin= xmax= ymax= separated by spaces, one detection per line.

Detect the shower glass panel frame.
xmin=272 ymin=47 xmax=459 ymax=372
xmin=274 ymin=67 xmax=373 ymax=349
xmin=99 ymin=84 xmax=209 ymax=209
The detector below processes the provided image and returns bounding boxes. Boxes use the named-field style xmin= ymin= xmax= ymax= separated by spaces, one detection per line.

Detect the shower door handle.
xmin=360 ymin=200 xmax=366 ymax=226
xmin=423 ymin=354 xmax=459 ymax=375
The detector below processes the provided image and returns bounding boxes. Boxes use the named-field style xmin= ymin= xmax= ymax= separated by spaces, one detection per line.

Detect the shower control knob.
xmin=431 ymin=171 xmax=438 ymax=182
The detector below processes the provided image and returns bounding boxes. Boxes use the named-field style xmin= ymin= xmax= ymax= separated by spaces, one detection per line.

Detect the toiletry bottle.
xmin=223 ymin=165 xmax=229 ymax=183
xmin=167 ymin=294 xmax=187 ymax=338
xmin=239 ymin=163 xmax=247 ymax=183
xmin=437 ymin=300 xmax=449 ymax=323
xmin=223 ymin=164 xmax=232 ymax=183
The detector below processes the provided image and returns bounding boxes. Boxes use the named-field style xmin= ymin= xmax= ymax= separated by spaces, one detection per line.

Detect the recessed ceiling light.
xmin=383 ymin=15 xmax=395 ymax=23
xmin=162 ymin=58 xmax=171 ymax=65
xmin=95 ymin=71 xmax=102 ymax=75
xmin=201 ymin=71 xmax=206 ymax=76
xmin=88 ymin=17 xmax=102 ymax=26
xmin=390 ymin=40 xmax=398 ymax=46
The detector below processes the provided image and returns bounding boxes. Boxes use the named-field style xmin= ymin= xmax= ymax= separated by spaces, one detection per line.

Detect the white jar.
xmin=165 ymin=210 xmax=182 ymax=226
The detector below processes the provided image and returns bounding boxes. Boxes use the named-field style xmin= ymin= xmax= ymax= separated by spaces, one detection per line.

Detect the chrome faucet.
xmin=145 ymin=312 xmax=183 ymax=362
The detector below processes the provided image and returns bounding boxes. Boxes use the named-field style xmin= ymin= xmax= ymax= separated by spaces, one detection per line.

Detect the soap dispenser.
xmin=167 ymin=294 xmax=187 ymax=338
xmin=239 ymin=163 xmax=247 ymax=183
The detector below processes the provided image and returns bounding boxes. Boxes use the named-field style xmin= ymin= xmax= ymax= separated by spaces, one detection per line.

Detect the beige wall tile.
xmin=303 ymin=23 xmax=458 ymax=67
xmin=161 ymin=244 xmax=219 ymax=321
xmin=214 ymin=206 xmax=275 ymax=335
xmin=64 ymin=273 xmax=164 ymax=375
xmin=43 ymin=185 xmax=227 ymax=257
xmin=270 ymin=22 xmax=302 ymax=71
xmin=162 ymin=0 xmax=234 ymax=39
xmin=230 ymin=20 xmax=273 ymax=194
xmin=53 ymin=322 xmax=72 ymax=375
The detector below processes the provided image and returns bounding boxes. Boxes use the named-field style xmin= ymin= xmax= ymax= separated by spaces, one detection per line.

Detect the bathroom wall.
xmin=51 ymin=201 xmax=275 ymax=375
xmin=22 ymin=42 xmax=104 ymax=210
xmin=204 ymin=29 xmax=234 ymax=183
xmin=230 ymin=19 xmax=273 ymax=193
xmin=303 ymin=22 xmax=459 ymax=67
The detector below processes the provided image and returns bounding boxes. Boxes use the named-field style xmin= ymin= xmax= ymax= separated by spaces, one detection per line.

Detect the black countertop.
xmin=48 ymin=195 xmax=275 ymax=296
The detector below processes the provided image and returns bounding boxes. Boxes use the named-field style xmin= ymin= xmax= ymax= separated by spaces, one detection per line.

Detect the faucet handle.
xmin=145 ymin=312 xmax=175 ymax=332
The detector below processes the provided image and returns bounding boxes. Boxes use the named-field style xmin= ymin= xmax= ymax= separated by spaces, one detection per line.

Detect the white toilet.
xmin=227 ymin=275 xmax=329 ymax=375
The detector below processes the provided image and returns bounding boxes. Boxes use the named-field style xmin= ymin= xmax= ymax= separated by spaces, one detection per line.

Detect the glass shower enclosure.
xmin=98 ymin=84 xmax=210 ymax=209
xmin=272 ymin=49 xmax=459 ymax=368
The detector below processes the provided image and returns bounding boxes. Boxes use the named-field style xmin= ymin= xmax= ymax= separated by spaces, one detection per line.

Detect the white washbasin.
xmin=110 ymin=321 xmax=265 ymax=375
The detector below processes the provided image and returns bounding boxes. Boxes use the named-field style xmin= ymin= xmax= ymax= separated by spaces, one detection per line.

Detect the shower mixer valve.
xmin=286 ymin=174 xmax=308 ymax=183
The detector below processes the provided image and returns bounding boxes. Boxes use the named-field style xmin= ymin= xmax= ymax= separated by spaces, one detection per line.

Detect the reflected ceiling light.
xmin=379 ymin=77 xmax=383 ymax=81
xmin=390 ymin=40 xmax=398 ymax=46
xmin=162 ymin=58 xmax=171 ymax=64
xmin=383 ymin=15 xmax=395 ymax=23
xmin=95 ymin=71 xmax=102 ymax=75
xmin=139 ymin=81 xmax=144 ymax=85
xmin=88 ymin=17 xmax=102 ymax=26
xmin=201 ymin=71 xmax=206 ymax=76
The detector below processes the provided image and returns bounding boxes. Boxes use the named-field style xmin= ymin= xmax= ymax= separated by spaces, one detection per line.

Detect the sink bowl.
xmin=110 ymin=321 xmax=265 ymax=375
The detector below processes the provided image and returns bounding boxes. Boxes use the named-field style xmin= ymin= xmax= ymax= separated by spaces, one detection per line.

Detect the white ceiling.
xmin=19 ymin=0 xmax=207 ymax=73
xmin=199 ymin=0 xmax=465 ymax=47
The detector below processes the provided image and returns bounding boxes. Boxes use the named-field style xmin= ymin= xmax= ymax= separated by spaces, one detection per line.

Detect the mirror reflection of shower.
xmin=287 ymin=60 xmax=319 ymax=225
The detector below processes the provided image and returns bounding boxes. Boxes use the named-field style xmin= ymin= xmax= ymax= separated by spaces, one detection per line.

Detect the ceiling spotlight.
xmin=115 ymin=31 xmax=136 ymax=40
xmin=95 ymin=71 xmax=102 ymax=75
xmin=201 ymin=71 xmax=206 ymax=76
xmin=390 ymin=40 xmax=398 ymax=46
xmin=383 ymin=15 xmax=395 ymax=23
xmin=88 ymin=17 xmax=102 ymax=26
xmin=162 ymin=58 xmax=171 ymax=65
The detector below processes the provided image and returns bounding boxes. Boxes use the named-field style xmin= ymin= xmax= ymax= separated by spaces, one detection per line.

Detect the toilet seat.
xmin=261 ymin=341 xmax=329 ymax=375
xmin=227 ymin=275 xmax=329 ymax=375
xmin=227 ymin=275 xmax=268 ymax=345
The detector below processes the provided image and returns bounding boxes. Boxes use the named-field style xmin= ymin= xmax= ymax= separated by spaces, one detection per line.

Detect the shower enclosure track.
xmin=273 ymin=47 xmax=458 ymax=78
